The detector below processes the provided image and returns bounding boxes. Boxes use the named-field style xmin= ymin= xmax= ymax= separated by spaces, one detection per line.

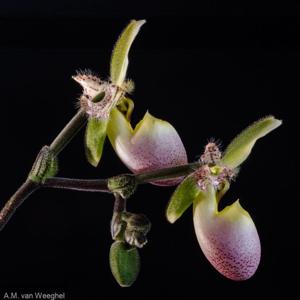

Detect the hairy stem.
xmin=43 ymin=162 xmax=201 ymax=193
xmin=0 ymin=180 xmax=39 ymax=231
xmin=110 ymin=193 xmax=127 ymax=240
xmin=1 ymin=161 xmax=201 ymax=231
xmin=135 ymin=162 xmax=201 ymax=183
xmin=113 ymin=193 xmax=127 ymax=213
xmin=0 ymin=109 xmax=87 ymax=232
xmin=44 ymin=177 xmax=109 ymax=193
xmin=50 ymin=109 xmax=87 ymax=156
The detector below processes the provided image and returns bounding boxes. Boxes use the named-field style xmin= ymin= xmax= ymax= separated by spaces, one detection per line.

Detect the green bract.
xmin=110 ymin=20 xmax=146 ymax=87
xmin=222 ymin=116 xmax=282 ymax=169
xmin=109 ymin=241 xmax=140 ymax=287
xmin=108 ymin=174 xmax=137 ymax=199
xmin=28 ymin=146 xmax=58 ymax=183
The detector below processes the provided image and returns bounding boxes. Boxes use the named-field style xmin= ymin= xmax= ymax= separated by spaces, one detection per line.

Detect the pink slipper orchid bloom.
xmin=73 ymin=20 xmax=188 ymax=177
xmin=166 ymin=116 xmax=282 ymax=280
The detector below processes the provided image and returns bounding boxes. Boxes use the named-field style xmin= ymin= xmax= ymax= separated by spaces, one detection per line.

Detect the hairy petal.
xmin=107 ymin=108 xmax=188 ymax=186
xmin=222 ymin=116 xmax=282 ymax=169
xmin=110 ymin=20 xmax=146 ymax=87
xmin=193 ymin=186 xmax=261 ymax=281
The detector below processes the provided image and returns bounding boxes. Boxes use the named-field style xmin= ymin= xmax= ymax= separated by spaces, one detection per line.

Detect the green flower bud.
xmin=109 ymin=241 xmax=140 ymax=287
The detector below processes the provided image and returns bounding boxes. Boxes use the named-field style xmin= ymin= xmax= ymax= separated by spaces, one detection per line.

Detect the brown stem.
xmin=44 ymin=177 xmax=110 ymax=193
xmin=110 ymin=193 xmax=127 ymax=240
xmin=135 ymin=162 xmax=201 ymax=183
xmin=113 ymin=193 xmax=127 ymax=213
xmin=50 ymin=109 xmax=87 ymax=156
xmin=0 ymin=180 xmax=39 ymax=231
xmin=1 ymin=161 xmax=201 ymax=231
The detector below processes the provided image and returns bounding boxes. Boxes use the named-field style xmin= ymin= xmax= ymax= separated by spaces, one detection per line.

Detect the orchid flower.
xmin=166 ymin=116 xmax=282 ymax=280
xmin=73 ymin=20 xmax=187 ymax=184
xmin=2 ymin=18 xmax=284 ymax=290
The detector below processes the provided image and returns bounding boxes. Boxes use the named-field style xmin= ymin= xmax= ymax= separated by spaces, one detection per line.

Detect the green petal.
xmin=166 ymin=174 xmax=200 ymax=223
xmin=85 ymin=118 xmax=108 ymax=167
xmin=222 ymin=116 xmax=282 ymax=169
xmin=110 ymin=20 xmax=146 ymax=86
xmin=109 ymin=241 xmax=140 ymax=287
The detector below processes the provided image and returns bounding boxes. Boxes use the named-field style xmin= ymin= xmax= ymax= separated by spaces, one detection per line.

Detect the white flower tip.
xmin=134 ymin=19 xmax=146 ymax=26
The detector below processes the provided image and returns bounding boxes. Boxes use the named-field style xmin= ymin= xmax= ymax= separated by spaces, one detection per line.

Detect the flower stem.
xmin=1 ymin=160 xmax=201 ymax=231
xmin=113 ymin=193 xmax=126 ymax=213
xmin=135 ymin=162 xmax=201 ymax=183
xmin=43 ymin=162 xmax=202 ymax=193
xmin=0 ymin=109 xmax=87 ymax=232
xmin=44 ymin=177 xmax=109 ymax=193
xmin=110 ymin=193 xmax=127 ymax=240
xmin=50 ymin=109 xmax=87 ymax=156
xmin=0 ymin=180 xmax=39 ymax=231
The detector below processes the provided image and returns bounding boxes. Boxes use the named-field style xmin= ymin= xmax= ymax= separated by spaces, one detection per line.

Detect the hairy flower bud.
xmin=122 ymin=212 xmax=151 ymax=248
xmin=109 ymin=241 xmax=140 ymax=287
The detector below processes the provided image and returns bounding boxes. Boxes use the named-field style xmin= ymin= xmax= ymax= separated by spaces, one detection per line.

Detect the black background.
xmin=0 ymin=1 xmax=297 ymax=299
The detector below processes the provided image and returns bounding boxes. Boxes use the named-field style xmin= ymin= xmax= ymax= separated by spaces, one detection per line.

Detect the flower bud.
xmin=122 ymin=212 xmax=151 ymax=248
xmin=109 ymin=241 xmax=140 ymax=287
